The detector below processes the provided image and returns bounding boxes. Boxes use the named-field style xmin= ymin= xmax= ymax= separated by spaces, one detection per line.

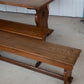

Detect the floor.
xmin=0 ymin=12 xmax=84 ymax=84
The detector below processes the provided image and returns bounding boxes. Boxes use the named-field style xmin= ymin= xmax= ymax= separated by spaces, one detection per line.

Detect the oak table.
xmin=0 ymin=0 xmax=54 ymax=28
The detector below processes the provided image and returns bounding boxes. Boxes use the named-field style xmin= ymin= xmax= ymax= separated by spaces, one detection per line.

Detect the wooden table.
xmin=0 ymin=0 xmax=54 ymax=28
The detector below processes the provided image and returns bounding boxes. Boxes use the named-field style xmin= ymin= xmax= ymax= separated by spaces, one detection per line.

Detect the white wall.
xmin=49 ymin=0 xmax=84 ymax=17
xmin=0 ymin=0 xmax=84 ymax=17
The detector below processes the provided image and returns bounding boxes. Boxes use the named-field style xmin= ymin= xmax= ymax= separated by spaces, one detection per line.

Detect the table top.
xmin=0 ymin=0 xmax=54 ymax=10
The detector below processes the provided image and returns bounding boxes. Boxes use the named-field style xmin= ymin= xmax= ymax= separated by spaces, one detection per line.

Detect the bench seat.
xmin=0 ymin=19 xmax=52 ymax=40
xmin=0 ymin=31 xmax=81 ymax=84
xmin=0 ymin=31 xmax=81 ymax=70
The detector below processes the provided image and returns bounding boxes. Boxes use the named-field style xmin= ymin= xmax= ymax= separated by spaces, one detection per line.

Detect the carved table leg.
xmin=35 ymin=6 xmax=49 ymax=28
xmin=64 ymin=69 xmax=73 ymax=84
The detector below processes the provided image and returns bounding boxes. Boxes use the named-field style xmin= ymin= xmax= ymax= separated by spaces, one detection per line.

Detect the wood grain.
xmin=0 ymin=31 xmax=81 ymax=70
xmin=0 ymin=19 xmax=53 ymax=40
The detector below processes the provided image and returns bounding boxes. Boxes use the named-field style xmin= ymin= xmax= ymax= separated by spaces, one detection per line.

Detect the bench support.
xmin=0 ymin=55 xmax=73 ymax=84
xmin=35 ymin=6 xmax=49 ymax=28
xmin=64 ymin=70 xmax=73 ymax=84
xmin=35 ymin=61 xmax=42 ymax=67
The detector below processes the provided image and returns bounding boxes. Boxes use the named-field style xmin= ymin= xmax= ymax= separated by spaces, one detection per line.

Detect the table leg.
xmin=64 ymin=69 xmax=73 ymax=84
xmin=35 ymin=6 xmax=49 ymax=28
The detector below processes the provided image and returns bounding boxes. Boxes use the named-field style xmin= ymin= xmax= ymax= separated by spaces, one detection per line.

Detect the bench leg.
xmin=35 ymin=6 xmax=49 ymax=28
xmin=35 ymin=61 xmax=42 ymax=67
xmin=64 ymin=69 xmax=73 ymax=84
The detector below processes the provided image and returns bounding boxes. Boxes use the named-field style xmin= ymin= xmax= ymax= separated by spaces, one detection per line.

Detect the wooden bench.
xmin=0 ymin=31 xmax=81 ymax=84
xmin=0 ymin=19 xmax=53 ymax=40
xmin=0 ymin=0 xmax=54 ymax=28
